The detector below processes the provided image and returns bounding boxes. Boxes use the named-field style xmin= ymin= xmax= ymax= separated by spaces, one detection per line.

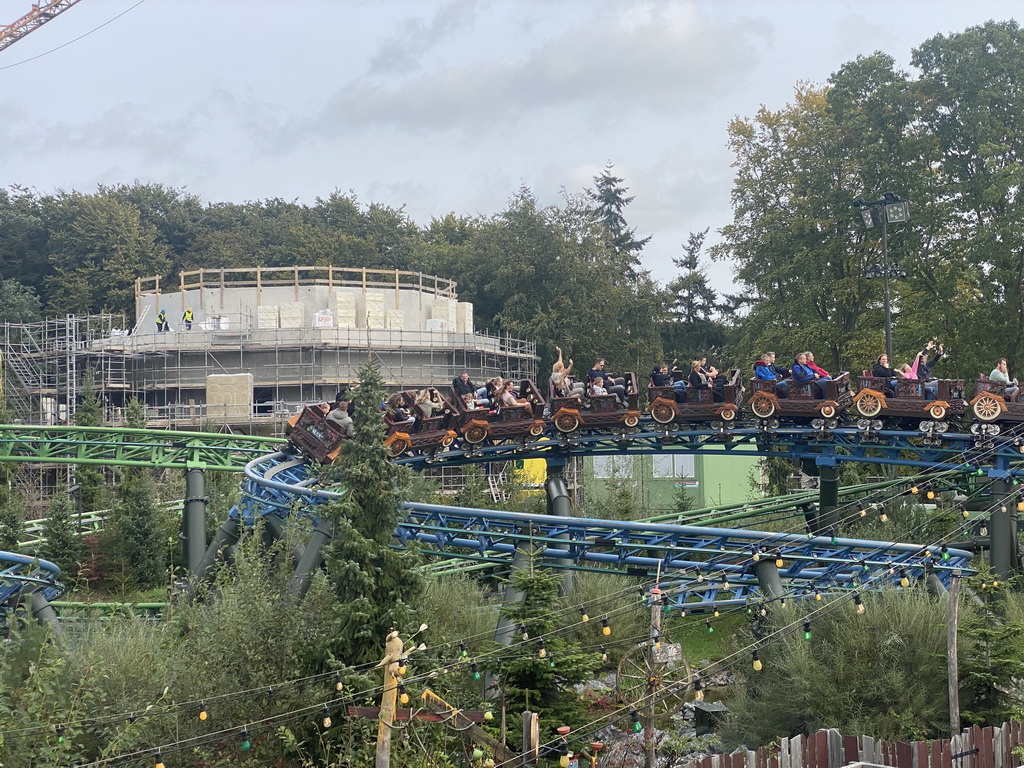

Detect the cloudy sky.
xmin=0 ymin=0 xmax=1017 ymax=293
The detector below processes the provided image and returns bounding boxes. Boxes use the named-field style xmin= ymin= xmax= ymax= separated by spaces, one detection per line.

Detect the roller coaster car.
xmin=286 ymin=404 xmax=348 ymax=463
xmin=853 ymin=376 xmax=965 ymax=422
xmin=970 ymin=377 xmax=1024 ymax=424
xmin=382 ymin=389 xmax=459 ymax=457
xmin=449 ymin=379 xmax=546 ymax=445
xmin=550 ymin=373 xmax=642 ymax=433
xmin=648 ymin=369 xmax=744 ymax=425
xmin=747 ymin=372 xmax=853 ymax=421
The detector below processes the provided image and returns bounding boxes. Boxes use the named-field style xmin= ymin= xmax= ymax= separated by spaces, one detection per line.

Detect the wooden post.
xmin=522 ymin=710 xmax=539 ymax=766
xmin=645 ymin=585 xmax=663 ymax=768
xmin=375 ymin=630 xmax=404 ymax=768
xmin=948 ymin=572 xmax=961 ymax=738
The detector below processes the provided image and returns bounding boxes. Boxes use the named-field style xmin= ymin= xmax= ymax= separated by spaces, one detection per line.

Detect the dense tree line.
xmin=0 ymin=170 xmax=719 ymax=378
xmin=714 ymin=20 xmax=1024 ymax=380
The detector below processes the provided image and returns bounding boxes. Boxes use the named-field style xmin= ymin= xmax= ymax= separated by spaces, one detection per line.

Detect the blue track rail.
xmin=232 ymin=452 xmax=972 ymax=612
xmin=0 ymin=551 xmax=63 ymax=607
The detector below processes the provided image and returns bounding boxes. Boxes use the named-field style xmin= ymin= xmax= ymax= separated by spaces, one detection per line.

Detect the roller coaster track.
xmin=232 ymin=452 xmax=972 ymax=612
xmin=0 ymin=423 xmax=992 ymax=616
xmin=0 ymin=425 xmax=285 ymax=470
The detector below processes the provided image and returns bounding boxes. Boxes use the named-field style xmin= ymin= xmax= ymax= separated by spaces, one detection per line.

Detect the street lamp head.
xmin=859 ymin=206 xmax=877 ymax=228
xmin=882 ymin=191 xmax=902 ymax=203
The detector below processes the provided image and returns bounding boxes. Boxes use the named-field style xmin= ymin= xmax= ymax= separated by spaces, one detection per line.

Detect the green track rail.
xmin=0 ymin=424 xmax=285 ymax=471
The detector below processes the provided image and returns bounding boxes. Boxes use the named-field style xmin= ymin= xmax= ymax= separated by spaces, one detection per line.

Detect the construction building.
xmin=1 ymin=267 xmax=543 ymax=501
xmin=2 ymin=266 xmax=537 ymax=431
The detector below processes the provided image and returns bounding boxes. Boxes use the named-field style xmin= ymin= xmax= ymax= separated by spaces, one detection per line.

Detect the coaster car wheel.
xmin=529 ymin=422 xmax=545 ymax=437
xmin=441 ymin=432 xmax=456 ymax=448
xmin=651 ymin=401 xmax=676 ymax=424
xmin=720 ymin=408 xmax=737 ymax=422
xmin=973 ymin=394 xmax=1003 ymax=423
xmin=820 ymin=404 xmax=837 ymax=419
xmin=856 ymin=393 xmax=882 ymax=418
xmin=386 ymin=435 xmax=410 ymax=457
xmin=928 ymin=404 xmax=947 ymax=420
xmin=554 ymin=412 xmax=580 ymax=433
xmin=463 ymin=423 xmax=489 ymax=444
xmin=623 ymin=413 xmax=640 ymax=428
xmin=750 ymin=395 xmax=776 ymax=419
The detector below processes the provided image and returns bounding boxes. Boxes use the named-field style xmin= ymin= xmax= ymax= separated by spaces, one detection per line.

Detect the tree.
xmin=322 ymin=360 xmax=423 ymax=666
xmin=45 ymin=191 xmax=170 ymax=316
xmin=110 ymin=399 xmax=165 ymax=588
xmin=73 ymin=373 xmax=105 ymax=514
xmin=40 ymin=491 xmax=84 ymax=575
xmin=664 ymin=229 xmax=729 ymax=360
xmin=0 ymin=279 xmax=41 ymax=323
xmin=587 ymin=164 xmax=652 ymax=277
xmin=484 ymin=554 xmax=601 ymax=740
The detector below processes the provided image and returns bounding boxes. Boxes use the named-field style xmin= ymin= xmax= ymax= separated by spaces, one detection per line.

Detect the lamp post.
xmin=853 ymin=192 xmax=910 ymax=363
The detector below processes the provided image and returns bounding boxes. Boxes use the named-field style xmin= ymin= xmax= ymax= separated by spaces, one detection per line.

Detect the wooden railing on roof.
xmin=135 ymin=267 xmax=458 ymax=303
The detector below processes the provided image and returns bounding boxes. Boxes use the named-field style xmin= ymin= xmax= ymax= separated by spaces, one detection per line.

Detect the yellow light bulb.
xmin=857 ymin=603 xmax=865 ymax=615
xmin=994 ymin=580 xmax=1000 ymax=587
xmin=399 ymin=692 xmax=409 ymax=705
xmin=560 ymin=755 xmax=571 ymax=768
xmin=900 ymin=576 xmax=910 ymax=588
xmin=910 ymin=486 xmax=919 ymax=495
xmin=775 ymin=557 xmax=784 ymax=568
xmin=156 ymin=762 xmax=165 ymax=768
xmin=694 ymin=689 xmax=704 ymax=702
xmin=753 ymin=659 xmax=763 ymax=671
xmin=879 ymin=512 xmax=888 ymax=522
xmin=859 ymin=508 xmax=867 ymax=517
xmin=198 ymin=709 xmax=208 ymax=721
xmin=323 ymin=714 xmax=332 ymax=728
xmin=539 ymin=648 xmax=547 ymax=658
xmin=397 ymin=664 xmax=407 ymax=676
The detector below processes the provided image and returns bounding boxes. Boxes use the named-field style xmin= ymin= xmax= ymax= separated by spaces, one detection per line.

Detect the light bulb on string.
xmin=397 ymin=657 xmax=408 ymax=676
xmin=900 ymin=569 xmax=910 ymax=588
xmin=602 ymin=618 xmax=611 ymax=636
xmin=879 ymin=507 xmax=888 ymax=523
xmin=721 ymin=575 xmax=730 ymax=591
xmin=399 ymin=683 xmax=409 ymax=706
xmin=601 ymin=646 xmax=608 ymax=662
xmin=321 ymin=706 xmax=332 ymax=728
xmin=459 ymin=641 xmax=468 ymax=659
xmin=814 ymin=589 xmax=821 ymax=601
xmin=580 ymin=607 xmax=590 ymax=623
xmin=752 ymin=546 xmax=760 ymax=562
xmin=752 ymin=649 xmax=763 ymax=671
xmin=696 ymin=569 xmax=705 ymax=583
xmin=803 ymin=620 xmax=812 ymax=641
xmin=198 ymin=703 xmax=208 ymax=722
xmin=630 ymin=710 xmax=643 ymax=733
xmin=706 ymin=619 xmax=714 ymax=634
xmin=334 ymin=674 xmax=344 ymax=692
xmin=712 ymin=604 xmax=720 ymax=618
xmin=693 ymin=677 xmax=705 ymax=702
xmin=519 ymin=624 xmax=529 ymax=641
xmin=854 ymin=593 xmax=865 ymax=615
xmin=155 ymin=753 xmax=165 ymax=768
xmin=941 ymin=545 xmax=950 ymax=561
xmin=240 ymin=729 xmax=251 ymax=751
xmin=775 ymin=554 xmax=784 ymax=568
xmin=56 ymin=725 xmax=65 ymax=744
xmin=471 ymin=663 xmax=481 ymax=681
xmin=538 ymin=639 xmax=547 ymax=658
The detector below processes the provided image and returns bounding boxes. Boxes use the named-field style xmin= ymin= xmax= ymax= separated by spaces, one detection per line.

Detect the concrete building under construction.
xmin=1 ymin=266 xmax=538 ymax=433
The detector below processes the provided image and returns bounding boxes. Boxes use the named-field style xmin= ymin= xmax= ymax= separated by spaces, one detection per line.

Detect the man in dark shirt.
xmin=587 ymin=358 xmax=627 ymax=404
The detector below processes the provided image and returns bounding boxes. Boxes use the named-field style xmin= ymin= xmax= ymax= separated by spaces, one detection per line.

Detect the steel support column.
xmin=753 ymin=560 xmax=785 ymax=600
xmin=989 ymin=476 xmax=1016 ymax=579
xmin=184 ymin=467 xmax=207 ymax=574
xmin=545 ymin=459 xmax=575 ymax=596
xmin=815 ymin=463 xmax=841 ymax=534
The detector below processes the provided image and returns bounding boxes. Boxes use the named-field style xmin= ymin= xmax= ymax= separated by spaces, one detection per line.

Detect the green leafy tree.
xmin=0 ymin=278 xmax=41 ymax=322
xmin=45 ymin=191 xmax=170 ymax=316
xmin=40 ymin=491 xmax=84 ymax=575
xmin=322 ymin=360 xmax=423 ymax=666
xmin=484 ymin=555 xmax=601 ymax=741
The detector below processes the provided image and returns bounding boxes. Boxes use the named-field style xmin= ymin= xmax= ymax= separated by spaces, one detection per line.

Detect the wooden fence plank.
xmin=932 ymin=738 xmax=944 ymax=768
xmin=827 ymin=730 xmax=844 ymax=768
xmin=757 ymin=745 xmax=767 ymax=768
xmin=815 ymin=731 xmax=829 ymax=768
xmin=983 ymin=727 xmax=996 ymax=768
xmin=864 ymin=736 xmax=875 ymax=767
xmin=845 ymin=735 xmax=860 ymax=765
xmin=746 ymin=750 xmax=758 ymax=768
xmin=779 ymin=737 xmax=791 ymax=768
xmin=897 ymin=741 xmax=913 ymax=768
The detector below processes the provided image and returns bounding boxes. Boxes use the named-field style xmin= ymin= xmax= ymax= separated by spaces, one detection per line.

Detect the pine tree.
xmin=0 ymin=490 xmax=25 ymax=552
xmin=110 ymin=398 xmax=165 ymax=588
xmin=40 ymin=491 xmax=84 ymax=575
xmin=587 ymin=164 xmax=652 ymax=277
xmin=664 ymin=228 xmax=729 ymax=359
xmin=73 ymin=372 xmax=106 ymax=513
xmin=322 ymin=360 xmax=423 ymax=666
xmin=484 ymin=555 xmax=601 ymax=739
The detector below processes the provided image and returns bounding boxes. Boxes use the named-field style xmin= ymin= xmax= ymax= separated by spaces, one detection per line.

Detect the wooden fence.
xmin=689 ymin=722 xmax=1024 ymax=768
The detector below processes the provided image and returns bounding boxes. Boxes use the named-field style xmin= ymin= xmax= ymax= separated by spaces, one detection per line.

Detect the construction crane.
xmin=0 ymin=0 xmax=85 ymax=53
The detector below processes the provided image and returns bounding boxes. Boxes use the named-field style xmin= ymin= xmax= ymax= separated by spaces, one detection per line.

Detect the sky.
xmin=0 ymin=0 xmax=1018 ymax=294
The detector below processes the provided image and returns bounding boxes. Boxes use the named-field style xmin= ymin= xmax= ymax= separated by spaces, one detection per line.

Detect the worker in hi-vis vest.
xmin=156 ymin=309 xmax=170 ymax=333
xmin=182 ymin=307 xmax=194 ymax=330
